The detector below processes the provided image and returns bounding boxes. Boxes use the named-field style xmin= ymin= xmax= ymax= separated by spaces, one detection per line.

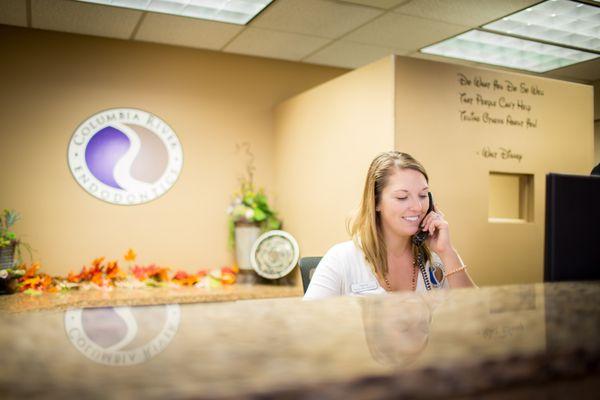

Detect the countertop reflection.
xmin=1 ymin=282 xmax=599 ymax=399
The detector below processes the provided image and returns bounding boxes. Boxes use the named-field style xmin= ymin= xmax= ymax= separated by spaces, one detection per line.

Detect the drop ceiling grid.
xmin=223 ymin=27 xmax=331 ymax=61
xmin=338 ymin=0 xmax=411 ymax=9
xmin=343 ymin=12 xmax=469 ymax=51
xmin=0 ymin=0 xmax=596 ymax=81
xmin=135 ymin=12 xmax=244 ymax=50
xmin=392 ymin=0 xmax=542 ymax=26
xmin=248 ymin=0 xmax=384 ymax=38
xmin=303 ymin=40 xmax=406 ymax=68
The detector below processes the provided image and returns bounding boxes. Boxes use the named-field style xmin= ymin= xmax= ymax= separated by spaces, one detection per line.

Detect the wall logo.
xmin=68 ymin=108 xmax=183 ymax=205
xmin=65 ymin=304 xmax=181 ymax=366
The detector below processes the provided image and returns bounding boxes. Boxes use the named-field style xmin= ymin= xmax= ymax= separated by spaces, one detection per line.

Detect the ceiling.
xmin=1 ymin=0 xmax=599 ymax=83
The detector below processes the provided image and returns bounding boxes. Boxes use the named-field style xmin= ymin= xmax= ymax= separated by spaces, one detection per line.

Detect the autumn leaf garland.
xmin=3 ymin=249 xmax=239 ymax=294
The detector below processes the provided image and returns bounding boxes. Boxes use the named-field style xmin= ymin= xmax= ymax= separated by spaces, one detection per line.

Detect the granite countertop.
xmin=1 ymin=282 xmax=599 ymax=399
xmin=0 ymin=284 xmax=303 ymax=313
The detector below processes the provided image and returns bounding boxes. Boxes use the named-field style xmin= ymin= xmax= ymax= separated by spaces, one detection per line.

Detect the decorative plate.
xmin=250 ymin=230 xmax=299 ymax=280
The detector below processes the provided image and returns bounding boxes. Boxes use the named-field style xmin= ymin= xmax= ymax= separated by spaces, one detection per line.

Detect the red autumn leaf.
xmin=173 ymin=270 xmax=189 ymax=280
xmin=221 ymin=267 xmax=236 ymax=275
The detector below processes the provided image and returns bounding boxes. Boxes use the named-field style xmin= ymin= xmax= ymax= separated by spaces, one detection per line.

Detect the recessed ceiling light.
xmin=483 ymin=0 xmax=600 ymax=52
xmin=77 ymin=0 xmax=273 ymax=25
xmin=420 ymin=29 xmax=598 ymax=73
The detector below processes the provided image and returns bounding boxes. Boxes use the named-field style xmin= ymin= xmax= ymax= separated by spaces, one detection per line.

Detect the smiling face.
xmin=376 ymin=168 xmax=430 ymax=238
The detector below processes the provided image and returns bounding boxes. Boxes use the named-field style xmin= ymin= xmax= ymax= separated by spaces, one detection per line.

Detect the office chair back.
xmin=299 ymin=257 xmax=322 ymax=294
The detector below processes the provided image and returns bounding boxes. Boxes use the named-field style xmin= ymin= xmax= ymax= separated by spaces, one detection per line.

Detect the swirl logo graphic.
xmin=68 ymin=108 xmax=183 ymax=205
xmin=65 ymin=304 xmax=181 ymax=366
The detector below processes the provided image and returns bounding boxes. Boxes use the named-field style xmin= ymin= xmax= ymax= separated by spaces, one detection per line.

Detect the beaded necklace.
xmin=383 ymin=259 xmax=418 ymax=292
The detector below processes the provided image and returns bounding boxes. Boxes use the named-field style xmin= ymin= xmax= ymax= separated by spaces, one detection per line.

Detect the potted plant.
xmin=0 ymin=209 xmax=32 ymax=294
xmin=0 ymin=209 xmax=32 ymax=270
xmin=227 ymin=143 xmax=281 ymax=270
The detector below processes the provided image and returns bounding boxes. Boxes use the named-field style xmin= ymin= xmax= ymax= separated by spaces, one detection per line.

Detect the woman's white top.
xmin=304 ymin=240 xmax=449 ymax=300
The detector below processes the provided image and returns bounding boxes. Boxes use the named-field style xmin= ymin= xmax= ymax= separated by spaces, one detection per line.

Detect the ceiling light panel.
xmin=420 ymin=29 xmax=598 ymax=72
xmin=78 ymin=0 xmax=273 ymax=25
xmin=483 ymin=0 xmax=600 ymax=52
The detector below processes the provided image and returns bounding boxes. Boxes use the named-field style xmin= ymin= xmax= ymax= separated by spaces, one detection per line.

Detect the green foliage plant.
xmin=227 ymin=143 xmax=282 ymax=249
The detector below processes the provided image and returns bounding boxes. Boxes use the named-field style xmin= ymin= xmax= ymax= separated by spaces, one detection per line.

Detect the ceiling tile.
xmin=251 ymin=0 xmax=383 ymax=38
xmin=0 ymin=0 xmax=27 ymax=27
xmin=393 ymin=0 xmax=540 ymax=26
xmin=345 ymin=13 xmax=468 ymax=51
xmin=224 ymin=27 xmax=331 ymax=61
xmin=304 ymin=40 xmax=405 ymax=68
xmin=135 ymin=13 xmax=243 ymax=50
xmin=338 ymin=0 xmax=411 ymax=9
xmin=31 ymin=0 xmax=141 ymax=39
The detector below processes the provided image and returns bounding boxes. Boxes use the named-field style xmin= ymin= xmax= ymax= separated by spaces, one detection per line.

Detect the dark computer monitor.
xmin=544 ymin=173 xmax=600 ymax=282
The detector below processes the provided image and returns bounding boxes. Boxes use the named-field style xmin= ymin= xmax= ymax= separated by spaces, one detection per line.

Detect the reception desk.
xmin=1 ymin=282 xmax=599 ymax=399
xmin=0 ymin=284 xmax=303 ymax=313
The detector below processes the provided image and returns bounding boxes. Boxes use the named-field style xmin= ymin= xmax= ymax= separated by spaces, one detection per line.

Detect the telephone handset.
xmin=412 ymin=192 xmax=434 ymax=247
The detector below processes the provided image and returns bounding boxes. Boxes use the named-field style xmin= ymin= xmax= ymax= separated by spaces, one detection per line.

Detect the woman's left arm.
xmin=421 ymin=211 xmax=477 ymax=289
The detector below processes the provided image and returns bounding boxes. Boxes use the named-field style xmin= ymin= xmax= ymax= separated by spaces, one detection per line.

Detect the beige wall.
xmin=274 ymin=57 xmax=395 ymax=257
xmin=275 ymin=55 xmax=593 ymax=287
xmin=0 ymin=25 xmax=346 ymax=275
xmin=394 ymin=56 xmax=593 ymax=286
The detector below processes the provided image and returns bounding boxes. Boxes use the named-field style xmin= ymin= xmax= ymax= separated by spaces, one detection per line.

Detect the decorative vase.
xmin=0 ymin=242 xmax=16 ymax=270
xmin=234 ymin=222 xmax=261 ymax=270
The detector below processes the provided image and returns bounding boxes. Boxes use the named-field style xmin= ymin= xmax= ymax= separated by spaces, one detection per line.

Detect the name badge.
xmin=430 ymin=262 xmax=444 ymax=288
xmin=351 ymin=281 xmax=378 ymax=293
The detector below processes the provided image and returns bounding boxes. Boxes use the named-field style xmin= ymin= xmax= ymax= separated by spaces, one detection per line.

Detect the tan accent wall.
xmin=394 ymin=56 xmax=593 ymax=285
xmin=274 ymin=57 xmax=395 ymax=257
xmin=274 ymin=55 xmax=593 ymax=287
xmin=0 ymin=25 xmax=346 ymax=275
xmin=488 ymin=173 xmax=521 ymax=219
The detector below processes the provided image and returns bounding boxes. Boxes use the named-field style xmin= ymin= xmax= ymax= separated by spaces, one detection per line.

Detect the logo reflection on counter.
xmin=362 ymin=293 xmax=445 ymax=366
xmin=64 ymin=304 xmax=180 ymax=366
xmin=68 ymin=108 xmax=183 ymax=205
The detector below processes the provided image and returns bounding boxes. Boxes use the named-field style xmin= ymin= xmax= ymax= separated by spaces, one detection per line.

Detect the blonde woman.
xmin=304 ymin=151 xmax=476 ymax=299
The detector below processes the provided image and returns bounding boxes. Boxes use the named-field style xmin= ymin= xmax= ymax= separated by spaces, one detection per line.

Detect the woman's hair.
xmin=349 ymin=151 xmax=431 ymax=278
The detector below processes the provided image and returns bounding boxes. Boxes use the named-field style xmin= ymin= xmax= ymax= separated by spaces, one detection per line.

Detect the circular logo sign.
xmin=68 ymin=108 xmax=183 ymax=205
xmin=65 ymin=304 xmax=181 ymax=366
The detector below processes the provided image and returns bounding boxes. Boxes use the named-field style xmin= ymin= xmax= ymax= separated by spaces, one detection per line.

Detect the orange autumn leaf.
xmin=172 ymin=270 xmax=198 ymax=286
xmin=106 ymin=261 xmax=125 ymax=280
xmin=23 ymin=276 xmax=41 ymax=287
xmin=91 ymin=272 xmax=105 ymax=286
xmin=36 ymin=275 xmax=54 ymax=291
xmin=91 ymin=257 xmax=105 ymax=268
xmin=221 ymin=272 xmax=236 ymax=285
xmin=67 ymin=271 xmax=79 ymax=283
xmin=68 ymin=266 xmax=89 ymax=283
xmin=124 ymin=248 xmax=137 ymax=262
xmin=23 ymin=263 xmax=40 ymax=279
xmin=157 ymin=269 xmax=170 ymax=282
